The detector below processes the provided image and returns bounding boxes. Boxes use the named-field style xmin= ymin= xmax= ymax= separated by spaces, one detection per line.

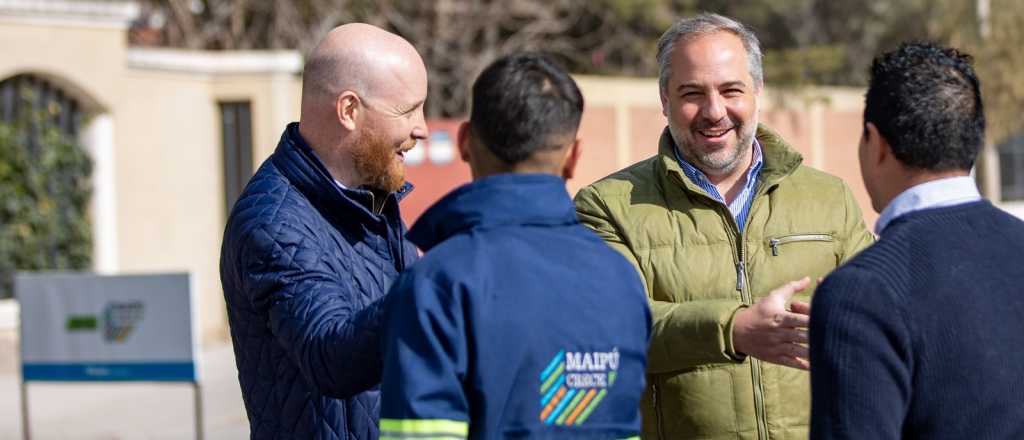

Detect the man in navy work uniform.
xmin=219 ymin=23 xmax=427 ymax=439
xmin=377 ymin=53 xmax=652 ymax=440
xmin=809 ymin=42 xmax=1024 ymax=440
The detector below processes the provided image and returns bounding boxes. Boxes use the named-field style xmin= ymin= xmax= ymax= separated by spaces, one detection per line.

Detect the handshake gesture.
xmin=732 ymin=277 xmax=813 ymax=370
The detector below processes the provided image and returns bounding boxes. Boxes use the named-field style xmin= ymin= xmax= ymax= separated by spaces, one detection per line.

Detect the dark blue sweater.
xmin=378 ymin=174 xmax=651 ymax=439
xmin=810 ymin=201 xmax=1024 ymax=440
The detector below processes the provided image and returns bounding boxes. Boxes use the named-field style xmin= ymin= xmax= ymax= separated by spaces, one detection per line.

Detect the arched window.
xmin=999 ymin=132 xmax=1024 ymax=202
xmin=0 ymin=74 xmax=82 ymax=139
xmin=0 ymin=74 xmax=92 ymax=299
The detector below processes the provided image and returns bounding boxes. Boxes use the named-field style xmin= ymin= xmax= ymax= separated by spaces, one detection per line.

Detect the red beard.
xmin=350 ymin=127 xmax=409 ymax=193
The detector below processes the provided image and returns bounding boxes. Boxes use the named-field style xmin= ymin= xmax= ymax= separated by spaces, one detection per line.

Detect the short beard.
xmin=671 ymin=119 xmax=757 ymax=176
xmin=350 ymin=127 xmax=406 ymax=193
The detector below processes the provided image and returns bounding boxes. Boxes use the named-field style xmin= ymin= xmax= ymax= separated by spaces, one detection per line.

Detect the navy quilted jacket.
xmin=220 ymin=123 xmax=418 ymax=439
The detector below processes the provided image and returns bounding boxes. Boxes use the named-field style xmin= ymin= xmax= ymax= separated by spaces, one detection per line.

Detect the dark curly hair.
xmin=864 ymin=41 xmax=985 ymax=171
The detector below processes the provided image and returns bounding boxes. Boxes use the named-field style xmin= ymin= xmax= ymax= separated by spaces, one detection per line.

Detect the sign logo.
xmin=539 ymin=348 xmax=619 ymax=426
xmin=103 ymin=301 xmax=144 ymax=343
xmin=63 ymin=301 xmax=144 ymax=343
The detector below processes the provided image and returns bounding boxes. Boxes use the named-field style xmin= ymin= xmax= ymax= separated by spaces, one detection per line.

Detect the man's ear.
xmin=561 ymin=138 xmax=582 ymax=180
xmin=660 ymin=91 xmax=669 ymax=117
xmin=336 ymin=91 xmax=360 ymax=131
xmin=456 ymin=121 xmax=472 ymax=163
xmin=864 ymin=122 xmax=891 ymax=166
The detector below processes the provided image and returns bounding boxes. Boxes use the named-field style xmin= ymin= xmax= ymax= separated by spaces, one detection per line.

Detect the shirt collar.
xmin=748 ymin=140 xmax=764 ymax=180
xmin=673 ymin=139 xmax=764 ymax=198
xmin=875 ymin=175 xmax=981 ymax=234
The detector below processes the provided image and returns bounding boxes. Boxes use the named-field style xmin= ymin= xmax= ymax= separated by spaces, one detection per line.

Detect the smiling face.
xmin=351 ymin=57 xmax=429 ymax=192
xmin=662 ymin=31 xmax=760 ymax=178
xmin=350 ymin=113 xmax=414 ymax=193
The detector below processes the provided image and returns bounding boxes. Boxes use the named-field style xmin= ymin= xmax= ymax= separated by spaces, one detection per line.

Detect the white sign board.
xmin=16 ymin=272 xmax=198 ymax=382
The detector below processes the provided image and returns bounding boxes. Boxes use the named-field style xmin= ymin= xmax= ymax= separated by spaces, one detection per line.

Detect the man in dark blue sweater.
xmin=809 ymin=42 xmax=1024 ymax=439
xmin=378 ymin=53 xmax=651 ymax=439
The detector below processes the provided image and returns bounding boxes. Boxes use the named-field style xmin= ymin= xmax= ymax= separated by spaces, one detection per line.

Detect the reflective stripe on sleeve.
xmin=379 ymin=418 xmax=469 ymax=439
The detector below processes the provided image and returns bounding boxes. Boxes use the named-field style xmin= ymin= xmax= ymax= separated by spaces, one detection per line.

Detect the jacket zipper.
xmin=672 ymin=171 xmax=771 ymax=440
xmin=768 ymin=233 xmax=833 ymax=256
xmin=736 ymin=195 xmax=769 ymax=440
xmin=652 ymin=383 xmax=665 ymax=439
xmin=735 ymin=261 xmax=746 ymax=291
xmin=367 ymin=192 xmax=387 ymax=215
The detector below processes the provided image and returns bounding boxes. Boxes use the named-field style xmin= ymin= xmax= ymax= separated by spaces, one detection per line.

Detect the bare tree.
xmin=135 ymin=0 xmax=664 ymax=117
xmin=133 ymin=0 xmax=1021 ymax=133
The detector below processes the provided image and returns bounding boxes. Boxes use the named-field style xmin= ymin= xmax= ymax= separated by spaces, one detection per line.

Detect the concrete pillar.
xmin=81 ymin=113 xmax=118 ymax=273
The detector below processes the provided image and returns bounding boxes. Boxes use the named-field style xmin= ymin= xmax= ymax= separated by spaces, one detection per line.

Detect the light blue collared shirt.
xmin=674 ymin=140 xmax=764 ymax=232
xmin=874 ymin=175 xmax=982 ymax=234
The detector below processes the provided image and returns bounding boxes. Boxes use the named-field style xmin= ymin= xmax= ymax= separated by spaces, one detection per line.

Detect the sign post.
xmin=15 ymin=272 xmax=201 ymax=439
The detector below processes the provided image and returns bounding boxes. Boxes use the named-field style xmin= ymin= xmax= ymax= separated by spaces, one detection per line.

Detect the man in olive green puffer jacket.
xmin=574 ymin=13 xmax=874 ymax=440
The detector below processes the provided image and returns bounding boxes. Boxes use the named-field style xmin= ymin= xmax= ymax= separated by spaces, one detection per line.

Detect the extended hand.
xmin=732 ymin=277 xmax=811 ymax=370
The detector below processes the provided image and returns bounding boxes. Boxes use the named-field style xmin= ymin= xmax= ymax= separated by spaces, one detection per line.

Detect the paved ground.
xmin=0 ymin=330 xmax=250 ymax=439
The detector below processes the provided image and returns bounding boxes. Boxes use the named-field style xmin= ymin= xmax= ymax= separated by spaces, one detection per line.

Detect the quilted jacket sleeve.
xmin=238 ymin=222 xmax=384 ymax=398
xmin=575 ymin=186 xmax=744 ymax=374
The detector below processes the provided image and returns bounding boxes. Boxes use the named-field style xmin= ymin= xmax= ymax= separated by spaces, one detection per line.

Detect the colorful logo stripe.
xmin=555 ymin=390 xmax=587 ymax=425
xmin=564 ymin=389 xmax=597 ymax=425
xmin=545 ymin=388 xmax=579 ymax=424
xmin=540 ymin=364 xmax=564 ymax=396
xmin=541 ymin=374 xmax=565 ymax=406
xmin=575 ymin=389 xmax=608 ymax=425
xmin=540 ymin=386 xmax=567 ymax=421
xmin=540 ymin=350 xmax=564 ymax=381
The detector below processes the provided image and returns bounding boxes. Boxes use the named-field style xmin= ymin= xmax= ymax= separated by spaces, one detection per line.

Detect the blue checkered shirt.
xmin=673 ymin=140 xmax=764 ymax=232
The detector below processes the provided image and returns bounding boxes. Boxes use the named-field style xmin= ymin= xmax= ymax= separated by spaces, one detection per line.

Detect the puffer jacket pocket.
xmin=767 ymin=233 xmax=833 ymax=257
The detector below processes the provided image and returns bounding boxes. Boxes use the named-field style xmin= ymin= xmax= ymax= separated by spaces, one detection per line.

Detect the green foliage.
xmin=764 ymin=45 xmax=846 ymax=87
xmin=0 ymin=87 xmax=92 ymax=299
xmin=971 ymin=0 xmax=1024 ymax=143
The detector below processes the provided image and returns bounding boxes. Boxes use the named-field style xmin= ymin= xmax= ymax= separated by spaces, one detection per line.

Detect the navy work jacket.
xmin=380 ymin=174 xmax=651 ymax=439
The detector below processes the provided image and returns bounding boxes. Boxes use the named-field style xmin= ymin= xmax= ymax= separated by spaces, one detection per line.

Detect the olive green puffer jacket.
xmin=574 ymin=125 xmax=874 ymax=440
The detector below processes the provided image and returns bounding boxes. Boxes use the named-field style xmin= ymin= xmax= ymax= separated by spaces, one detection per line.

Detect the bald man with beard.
xmin=219 ymin=23 xmax=428 ymax=439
